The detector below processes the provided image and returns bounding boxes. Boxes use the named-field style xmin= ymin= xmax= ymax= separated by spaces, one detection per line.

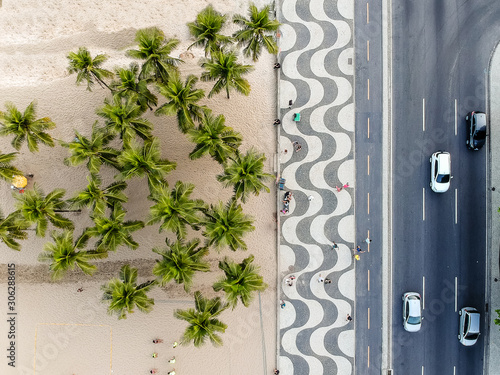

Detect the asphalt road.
xmin=391 ymin=0 xmax=500 ymax=374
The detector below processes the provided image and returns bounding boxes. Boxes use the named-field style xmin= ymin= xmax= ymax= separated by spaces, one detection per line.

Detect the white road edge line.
xmin=455 ymin=188 xmax=458 ymax=224
xmin=422 ymin=276 xmax=425 ymax=310
xmin=454 ymin=99 xmax=458 ymax=135
xmin=422 ymin=188 xmax=425 ymax=221
xmin=422 ymin=98 xmax=426 ymax=131
xmin=455 ymin=277 xmax=458 ymax=312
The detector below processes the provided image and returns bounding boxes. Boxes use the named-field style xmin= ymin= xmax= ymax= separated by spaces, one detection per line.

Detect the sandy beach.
xmin=0 ymin=0 xmax=278 ymax=374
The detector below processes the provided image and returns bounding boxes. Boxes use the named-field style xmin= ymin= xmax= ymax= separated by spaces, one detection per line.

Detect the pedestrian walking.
xmin=365 ymin=237 xmax=372 ymax=244
xmin=150 ymin=369 xmax=158 ymax=374
xmin=292 ymin=141 xmax=302 ymax=152
xmin=152 ymin=339 xmax=163 ymax=343
xmin=172 ymin=341 xmax=178 ymax=348
xmin=335 ymin=185 xmax=343 ymax=192
xmin=332 ymin=242 xmax=338 ymax=250
xmin=274 ymin=63 xmax=281 ymax=69
xmin=280 ymin=300 xmax=286 ymax=309
xmin=274 ymin=369 xmax=280 ymax=375
xmin=343 ymin=182 xmax=350 ymax=188
xmin=353 ymin=246 xmax=365 ymax=253
xmin=346 ymin=314 xmax=353 ymax=322
xmin=274 ymin=118 xmax=281 ymax=125
xmin=307 ymin=195 xmax=314 ymax=201
xmin=168 ymin=371 xmax=176 ymax=375
xmin=354 ymin=254 xmax=360 ymax=261
xmin=152 ymin=352 xmax=158 ymax=358
xmin=169 ymin=357 xmax=176 ymax=363
xmin=285 ymin=278 xmax=293 ymax=286
xmin=317 ymin=274 xmax=324 ymax=283
xmin=77 ymin=287 xmax=83 ymax=292
xmin=324 ymin=278 xmax=332 ymax=284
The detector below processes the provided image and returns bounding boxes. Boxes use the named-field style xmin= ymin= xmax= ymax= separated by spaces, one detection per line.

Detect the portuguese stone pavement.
xmin=276 ymin=0 xmax=355 ymax=374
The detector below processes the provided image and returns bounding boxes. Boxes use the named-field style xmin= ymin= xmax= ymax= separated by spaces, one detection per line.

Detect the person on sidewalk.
xmin=346 ymin=314 xmax=353 ymax=322
xmin=317 ymin=274 xmax=324 ymax=283
xmin=324 ymin=278 xmax=332 ymax=284
xmin=332 ymin=242 xmax=339 ymax=250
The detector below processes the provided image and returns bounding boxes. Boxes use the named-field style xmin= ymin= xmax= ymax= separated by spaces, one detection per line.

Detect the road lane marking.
xmin=422 ymin=276 xmax=425 ymax=310
xmin=367 ymin=40 xmax=370 ymax=61
xmin=367 ymin=193 xmax=370 ymax=214
xmin=367 ymin=117 xmax=370 ymax=138
xmin=454 ymin=366 xmax=456 ymax=375
xmin=367 ymin=79 xmax=370 ymax=100
xmin=455 ymin=189 xmax=458 ymax=224
xmin=455 ymin=99 xmax=458 ymax=135
xmin=367 ymin=3 xmax=369 ymax=24
xmin=367 ymin=230 xmax=370 ymax=252
xmin=455 ymin=277 xmax=458 ymax=312
xmin=422 ymin=98 xmax=426 ymax=131
xmin=422 ymin=188 xmax=425 ymax=220
xmin=422 ymin=366 xmax=424 ymax=375
xmin=368 ymin=270 xmax=370 ymax=290
xmin=367 ymin=155 xmax=370 ymax=175
xmin=368 ymin=307 xmax=370 ymax=329
xmin=367 ymin=346 xmax=370 ymax=367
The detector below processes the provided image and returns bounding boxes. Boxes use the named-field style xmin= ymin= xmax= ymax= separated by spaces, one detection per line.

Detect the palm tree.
xmin=200 ymin=50 xmax=253 ymax=99
xmin=155 ymin=72 xmax=208 ymax=134
xmin=117 ymin=139 xmax=176 ymax=192
xmin=0 ymin=210 xmax=29 ymax=251
xmin=213 ymin=255 xmax=267 ymax=309
xmin=0 ymin=150 xmax=22 ymax=182
xmin=188 ymin=112 xmax=242 ymax=164
xmin=97 ymin=95 xmax=154 ymax=148
xmin=217 ymin=148 xmax=273 ymax=203
xmin=38 ymin=230 xmax=108 ymax=280
xmin=68 ymin=174 xmax=128 ymax=217
xmin=232 ymin=4 xmax=280 ymax=62
xmin=152 ymin=238 xmax=210 ymax=292
xmin=111 ymin=63 xmax=158 ymax=111
xmin=127 ymin=27 xmax=182 ymax=82
xmin=67 ymin=47 xmax=113 ymax=91
xmin=202 ymin=199 xmax=254 ymax=252
xmin=101 ymin=264 xmax=156 ymax=320
xmin=13 ymin=184 xmax=74 ymax=237
xmin=187 ymin=5 xmax=232 ymax=57
xmin=0 ymin=101 xmax=55 ymax=152
xmin=147 ymin=181 xmax=206 ymax=239
xmin=174 ymin=291 xmax=228 ymax=347
xmin=82 ymin=204 xmax=144 ymax=252
xmin=61 ymin=121 xmax=120 ymax=174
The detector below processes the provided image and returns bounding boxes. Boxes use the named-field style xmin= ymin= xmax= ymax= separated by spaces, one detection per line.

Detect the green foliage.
xmin=232 ymin=4 xmax=280 ymax=62
xmin=38 ymin=230 xmax=107 ymax=280
xmin=213 ymin=255 xmax=267 ymax=308
xmin=187 ymin=5 xmax=232 ymax=57
xmin=188 ymin=112 xmax=242 ymax=164
xmin=111 ymin=63 xmax=158 ymax=111
xmin=117 ymin=138 xmax=176 ymax=192
xmin=0 ymin=101 xmax=55 ymax=152
xmin=174 ymin=291 xmax=228 ymax=347
xmin=147 ymin=181 xmax=206 ymax=239
xmin=101 ymin=264 xmax=156 ymax=319
xmin=82 ymin=204 xmax=144 ymax=252
xmin=202 ymin=199 xmax=255 ymax=251
xmin=152 ymin=238 xmax=210 ymax=292
xmin=0 ymin=150 xmax=22 ymax=182
xmin=127 ymin=27 xmax=182 ymax=83
xmin=217 ymin=148 xmax=273 ymax=203
xmin=61 ymin=121 xmax=120 ymax=174
xmin=200 ymin=50 xmax=253 ymax=99
xmin=0 ymin=210 xmax=29 ymax=251
xmin=495 ymin=309 xmax=500 ymax=327
xmin=67 ymin=47 xmax=113 ymax=91
xmin=13 ymin=184 xmax=74 ymax=237
xmin=156 ymin=72 xmax=208 ymax=134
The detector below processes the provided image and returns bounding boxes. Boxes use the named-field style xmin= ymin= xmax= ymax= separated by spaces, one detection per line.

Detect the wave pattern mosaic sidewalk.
xmin=277 ymin=0 xmax=355 ymax=374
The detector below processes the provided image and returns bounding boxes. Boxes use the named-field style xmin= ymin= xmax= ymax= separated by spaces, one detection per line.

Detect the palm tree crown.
xmin=0 ymin=210 xmax=29 ymax=251
xmin=83 ymin=204 xmax=144 ymax=252
xmin=232 ymin=4 xmax=281 ymax=62
xmin=68 ymin=174 xmax=128 ymax=217
xmin=127 ymin=27 xmax=182 ymax=82
xmin=187 ymin=5 xmax=232 ymax=56
xmin=152 ymin=238 xmax=210 ymax=292
xmin=200 ymin=50 xmax=253 ymax=99
xmin=147 ymin=181 xmax=206 ymax=239
xmin=13 ymin=184 xmax=74 ymax=237
xmin=67 ymin=47 xmax=113 ymax=90
xmin=61 ymin=121 xmax=120 ymax=174
xmin=38 ymin=230 xmax=108 ymax=280
xmin=0 ymin=150 xmax=22 ymax=182
xmin=188 ymin=112 xmax=242 ymax=164
xmin=213 ymin=255 xmax=268 ymax=308
xmin=117 ymin=138 xmax=176 ymax=192
xmin=111 ymin=63 xmax=158 ymax=111
xmin=174 ymin=291 xmax=228 ymax=347
xmin=0 ymin=101 xmax=55 ymax=152
xmin=101 ymin=264 xmax=156 ymax=319
xmin=202 ymin=199 xmax=255 ymax=251
xmin=155 ymin=72 xmax=208 ymax=134
xmin=217 ymin=148 xmax=273 ymax=203
xmin=97 ymin=95 xmax=154 ymax=148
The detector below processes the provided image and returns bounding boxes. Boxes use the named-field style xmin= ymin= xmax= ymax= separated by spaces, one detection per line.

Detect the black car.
xmin=465 ymin=112 xmax=487 ymax=150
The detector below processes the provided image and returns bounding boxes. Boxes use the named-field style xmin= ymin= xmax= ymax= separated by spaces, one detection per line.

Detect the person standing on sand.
xmin=152 ymin=339 xmax=163 ymax=343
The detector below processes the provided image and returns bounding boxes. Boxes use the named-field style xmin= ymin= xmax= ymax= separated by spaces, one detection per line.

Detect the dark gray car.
xmin=465 ymin=112 xmax=487 ymax=150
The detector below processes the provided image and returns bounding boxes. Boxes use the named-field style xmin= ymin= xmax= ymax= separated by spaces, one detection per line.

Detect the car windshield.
xmin=437 ymin=174 xmax=450 ymax=183
xmin=465 ymin=331 xmax=479 ymax=340
xmin=408 ymin=316 xmax=421 ymax=324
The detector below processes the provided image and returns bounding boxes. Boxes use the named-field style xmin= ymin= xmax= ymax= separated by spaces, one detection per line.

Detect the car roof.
xmin=437 ymin=153 xmax=451 ymax=174
xmin=408 ymin=299 xmax=421 ymax=316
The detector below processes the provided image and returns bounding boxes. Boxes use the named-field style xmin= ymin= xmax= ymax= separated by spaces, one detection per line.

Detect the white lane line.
xmin=422 ymin=276 xmax=425 ymax=310
xmin=367 ymin=40 xmax=370 ymax=61
xmin=422 ymin=188 xmax=425 ymax=221
xmin=454 ymin=99 xmax=458 ymax=135
xmin=422 ymin=98 xmax=426 ymax=131
xmin=455 ymin=277 xmax=458 ymax=312
xmin=455 ymin=188 xmax=458 ymax=224
xmin=454 ymin=366 xmax=456 ymax=375
xmin=422 ymin=365 xmax=424 ymax=375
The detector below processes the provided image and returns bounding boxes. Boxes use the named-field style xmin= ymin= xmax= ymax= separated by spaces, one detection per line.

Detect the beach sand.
xmin=0 ymin=0 xmax=278 ymax=374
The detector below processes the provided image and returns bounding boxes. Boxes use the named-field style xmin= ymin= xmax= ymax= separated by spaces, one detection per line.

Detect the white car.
xmin=430 ymin=151 xmax=452 ymax=193
xmin=458 ymin=307 xmax=480 ymax=346
xmin=403 ymin=292 xmax=422 ymax=332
